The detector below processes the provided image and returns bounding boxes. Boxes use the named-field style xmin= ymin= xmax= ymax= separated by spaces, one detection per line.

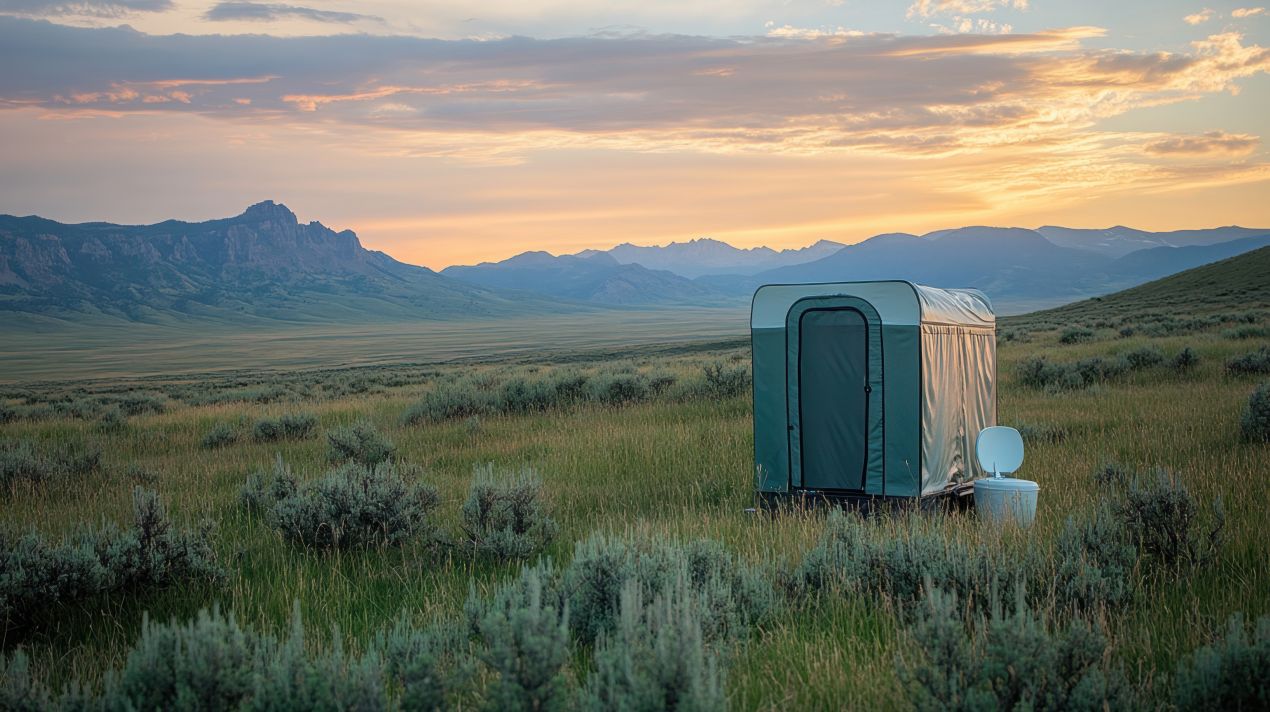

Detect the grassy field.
xmin=0 ymin=307 xmax=749 ymax=383
xmin=2 ymin=258 xmax=1268 ymax=709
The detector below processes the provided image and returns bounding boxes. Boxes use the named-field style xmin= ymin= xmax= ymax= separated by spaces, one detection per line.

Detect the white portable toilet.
xmin=973 ymin=426 xmax=1039 ymax=526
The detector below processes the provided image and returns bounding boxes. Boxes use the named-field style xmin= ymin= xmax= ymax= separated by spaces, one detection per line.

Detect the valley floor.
xmin=0 ymin=307 xmax=749 ymax=382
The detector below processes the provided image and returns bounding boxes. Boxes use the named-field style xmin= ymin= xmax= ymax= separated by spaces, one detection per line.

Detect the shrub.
xmin=115 ymin=394 xmax=166 ymax=416
xmin=1173 ymin=614 xmax=1270 ymax=711
xmin=701 ymin=362 xmax=751 ymax=399
xmin=1241 ymin=383 xmax=1270 ymax=443
xmin=900 ymin=584 xmax=1128 ymax=711
xmin=1011 ymin=420 xmax=1068 ymax=445
xmin=249 ymin=607 xmax=386 ymax=710
xmin=1053 ymin=505 xmax=1137 ymax=612
xmin=53 ymin=398 xmax=103 ymax=420
xmin=515 ymin=375 xmax=583 ymax=413
xmin=0 ymin=404 xmax=16 ymax=425
xmin=252 ymin=460 xmax=440 ymax=550
xmin=326 ymin=419 xmax=395 ymax=466
xmin=240 ymin=454 xmax=298 ymax=513
xmin=460 ymin=465 xmax=558 ymax=559
xmin=1015 ymin=356 xmax=1126 ymax=391
xmin=109 ymin=606 xmax=257 ymax=710
xmin=375 ymin=617 xmax=473 ymax=711
xmin=1115 ymin=471 xmax=1223 ymax=570
xmin=403 ymin=383 xmax=492 ymax=425
xmin=0 ymin=603 xmax=486 ymax=709
xmin=0 ymin=487 xmax=222 ymax=624
xmin=0 ymin=651 xmax=51 ymax=709
xmin=1173 ymin=347 xmax=1200 ymax=373
xmin=564 ymin=534 xmax=777 ymax=647
xmin=1121 ymin=345 xmax=1164 ymax=370
xmin=589 ymin=373 xmax=650 ymax=405
xmin=0 ymin=438 xmax=101 ymax=488
xmin=1058 ymin=327 xmax=1095 ymax=344
xmin=1091 ymin=461 xmax=1133 ymax=488
xmin=474 ymin=565 xmax=573 ymax=712
xmin=1226 ymin=347 xmax=1270 ymax=376
xmin=1000 ymin=328 xmax=1031 ymax=343
xmin=792 ymin=510 xmax=1027 ymax=613
xmin=1015 ymin=357 xmax=1062 ymax=389
xmin=1222 ymin=325 xmax=1269 ymax=340
xmin=96 ymin=405 xmax=128 ymax=433
xmin=252 ymin=412 xmax=317 ymax=442
xmin=115 ymin=604 xmax=384 ymax=709
xmin=125 ymin=463 xmax=159 ymax=486
xmin=200 ymin=422 xmax=239 ymax=449
xmin=580 ymin=576 xmax=727 ymax=712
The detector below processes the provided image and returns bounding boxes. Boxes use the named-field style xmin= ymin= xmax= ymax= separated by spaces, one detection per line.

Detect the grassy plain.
xmin=1 ymin=255 xmax=1268 ymax=708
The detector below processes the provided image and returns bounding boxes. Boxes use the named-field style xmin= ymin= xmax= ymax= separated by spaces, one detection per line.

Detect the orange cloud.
xmin=1145 ymin=131 xmax=1259 ymax=155
xmin=282 ymin=80 xmax=547 ymax=112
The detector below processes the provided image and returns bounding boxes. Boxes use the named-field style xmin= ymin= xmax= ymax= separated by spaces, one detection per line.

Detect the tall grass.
xmin=0 ymin=329 xmax=1266 ymax=708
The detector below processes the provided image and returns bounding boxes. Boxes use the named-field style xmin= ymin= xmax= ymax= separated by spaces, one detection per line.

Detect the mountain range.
xmin=441 ymin=251 xmax=724 ymax=306
xmin=577 ymin=238 xmax=847 ymax=278
xmin=451 ymin=225 xmax=1270 ymax=311
xmin=0 ymin=201 xmax=571 ymax=326
xmin=2 ymin=201 xmax=1267 ymax=326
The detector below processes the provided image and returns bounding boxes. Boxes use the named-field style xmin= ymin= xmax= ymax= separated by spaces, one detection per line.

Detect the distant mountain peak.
xmin=239 ymin=200 xmax=299 ymax=226
xmin=0 ymin=205 xmax=562 ymax=325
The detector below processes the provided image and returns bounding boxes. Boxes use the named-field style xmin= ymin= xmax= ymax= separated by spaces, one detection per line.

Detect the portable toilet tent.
xmin=751 ymin=281 xmax=996 ymax=503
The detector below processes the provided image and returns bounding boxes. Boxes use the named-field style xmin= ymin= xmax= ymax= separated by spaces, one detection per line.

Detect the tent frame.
xmin=751 ymin=280 xmax=996 ymax=505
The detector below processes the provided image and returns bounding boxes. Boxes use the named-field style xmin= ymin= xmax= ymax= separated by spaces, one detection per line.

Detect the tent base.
xmin=756 ymin=482 xmax=977 ymax=514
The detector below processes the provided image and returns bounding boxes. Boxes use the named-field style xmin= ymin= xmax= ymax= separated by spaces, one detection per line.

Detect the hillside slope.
xmin=0 ymin=201 xmax=571 ymax=326
xmin=441 ymin=251 xmax=729 ymax=305
xmin=1036 ymin=225 xmax=1269 ymax=257
xmin=1007 ymin=245 xmax=1270 ymax=327
xmin=714 ymin=228 xmax=1114 ymax=303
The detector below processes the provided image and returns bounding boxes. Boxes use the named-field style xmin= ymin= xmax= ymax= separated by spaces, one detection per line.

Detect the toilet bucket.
xmin=974 ymin=476 xmax=1039 ymax=527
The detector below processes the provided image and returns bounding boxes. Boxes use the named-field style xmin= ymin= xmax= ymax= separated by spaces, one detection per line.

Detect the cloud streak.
xmin=0 ymin=0 xmax=170 ymax=17
xmin=203 ymin=2 xmax=379 ymax=24
xmin=906 ymin=0 xmax=1027 ymax=19
xmin=1145 ymin=131 xmax=1259 ymax=155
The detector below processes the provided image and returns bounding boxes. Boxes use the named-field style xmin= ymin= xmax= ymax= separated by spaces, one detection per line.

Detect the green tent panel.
xmin=752 ymin=281 xmax=996 ymax=500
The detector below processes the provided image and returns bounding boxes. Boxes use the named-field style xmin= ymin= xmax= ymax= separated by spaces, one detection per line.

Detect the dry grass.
xmin=1 ymin=327 xmax=1267 ymax=706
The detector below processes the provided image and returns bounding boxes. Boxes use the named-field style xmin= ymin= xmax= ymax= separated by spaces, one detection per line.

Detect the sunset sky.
xmin=1 ymin=1 xmax=1268 ymax=269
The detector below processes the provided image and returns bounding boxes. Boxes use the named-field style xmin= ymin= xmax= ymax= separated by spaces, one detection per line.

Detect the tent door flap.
xmin=792 ymin=307 xmax=870 ymax=492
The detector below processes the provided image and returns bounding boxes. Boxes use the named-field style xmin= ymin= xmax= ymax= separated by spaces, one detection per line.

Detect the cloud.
xmin=1232 ymin=7 xmax=1265 ymax=17
xmin=0 ymin=0 xmax=170 ymax=17
xmin=203 ymin=2 xmax=379 ymax=23
xmin=764 ymin=23 xmax=865 ymax=39
xmin=1145 ymin=130 xmax=1259 ymax=155
xmin=931 ymin=17 xmax=1013 ymax=34
xmin=1184 ymin=8 xmax=1214 ymax=24
xmin=0 ymin=17 xmax=1266 ymax=167
xmin=907 ymin=0 xmax=1027 ymax=19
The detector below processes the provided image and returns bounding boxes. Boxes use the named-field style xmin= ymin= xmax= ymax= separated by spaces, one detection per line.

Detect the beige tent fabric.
xmin=920 ymin=322 xmax=996 ymax=495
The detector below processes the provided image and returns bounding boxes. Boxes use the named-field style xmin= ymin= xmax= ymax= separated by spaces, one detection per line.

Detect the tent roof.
xmin=751 ymin=281 xmax=994 ymax=329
